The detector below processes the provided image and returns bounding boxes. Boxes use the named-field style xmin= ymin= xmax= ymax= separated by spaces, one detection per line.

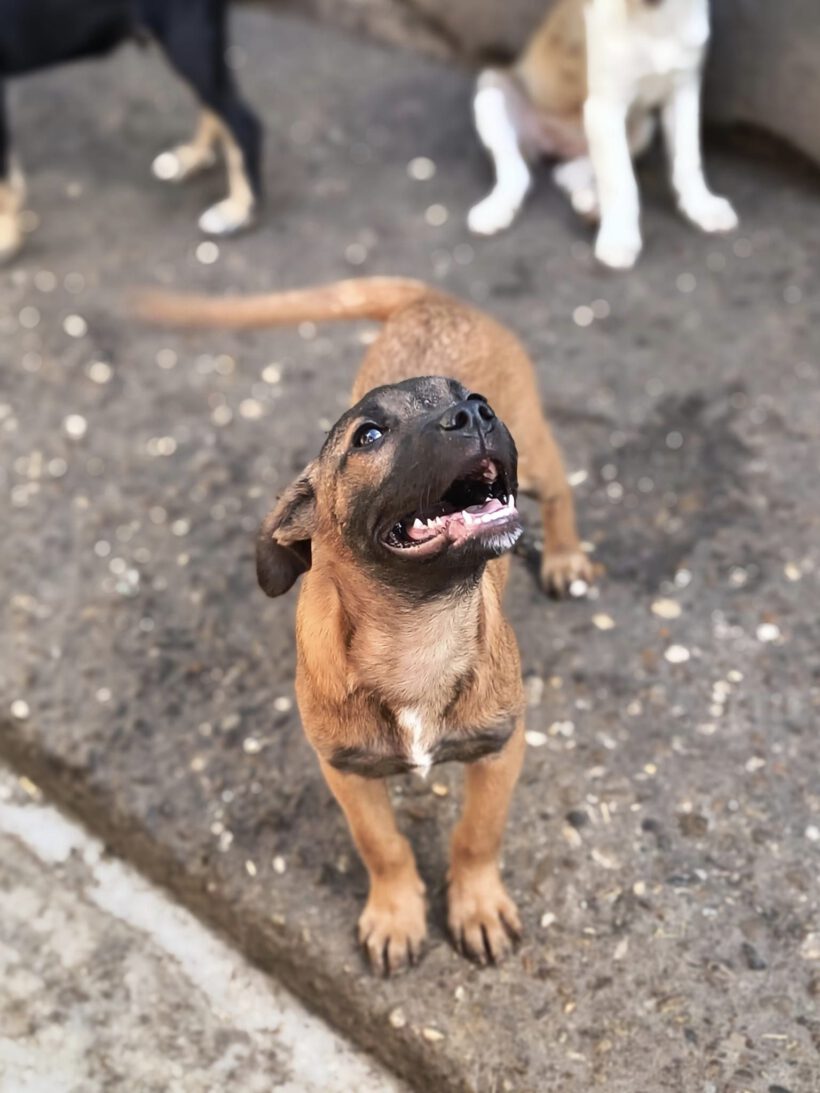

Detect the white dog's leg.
xmin=554 ymin=111 xmax=654 ymax=224
xmin=584 ymin=95 xmax=642 ymax=269
xmin=468 ymin=76 xmax=532 ymax=236
xmin=553 ymin=156 xmax=598 ymax=219
xmin=0 ymin=160 xmax=25 ymax=264
xmin=662 ymin=74 xmax=738 ymax=233
xmin=152 ymin=110 xmax=220 ymax=183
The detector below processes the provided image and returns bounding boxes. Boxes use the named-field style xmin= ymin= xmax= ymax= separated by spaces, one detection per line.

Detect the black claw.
xmin=481 ymin=924 xmax=495 ymax=965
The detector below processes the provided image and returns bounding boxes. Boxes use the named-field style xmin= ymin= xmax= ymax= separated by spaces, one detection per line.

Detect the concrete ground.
xmin=0 ymin=766 xmax=406 ymax=1093
xmin=1 ymin=7 xmax=819 ymax=1093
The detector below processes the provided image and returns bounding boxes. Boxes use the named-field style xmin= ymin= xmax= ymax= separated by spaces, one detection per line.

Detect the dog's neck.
xmin=301 ymin=554 xmax=498 ymax=720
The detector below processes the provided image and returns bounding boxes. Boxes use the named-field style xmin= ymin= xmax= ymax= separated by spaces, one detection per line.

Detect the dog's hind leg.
xmin=0 ymin=85 xmax=25 ymax=264
xmin=553 ymin=112 xmax=655 ymax=224
xmin=468 ymin=70 xmax=533 ymax=236
xmin=147 ymin=1 xmax=262 ymax=235
xmin=448 ymin=720 xmax=525 ymax=964
xmin=320 ymin=760 xmax=427 ymax=975
xmin=151 ymin=108 xmax=220 ymax=183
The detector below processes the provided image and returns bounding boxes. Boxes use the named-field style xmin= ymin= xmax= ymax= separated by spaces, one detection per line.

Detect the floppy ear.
xmin=256 ymin=464 xmax=318 ymax=597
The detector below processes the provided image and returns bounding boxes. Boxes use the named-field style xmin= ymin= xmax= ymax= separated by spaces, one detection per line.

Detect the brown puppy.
xmin=136 ymin=277 xmax=597 ymax=972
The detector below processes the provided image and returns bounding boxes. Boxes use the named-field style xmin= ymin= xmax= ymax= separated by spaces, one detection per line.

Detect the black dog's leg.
xmin=151 ymin=108 xmax=220 ymax=184
xmin=145 ymin=0 xmax=262 ymax=235
xmin=0 ymin=81 xmax=26 ymax=262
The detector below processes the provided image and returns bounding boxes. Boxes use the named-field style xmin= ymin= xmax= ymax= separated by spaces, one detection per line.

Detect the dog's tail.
xmin=131 ymin=277 xmax=431 ymax=330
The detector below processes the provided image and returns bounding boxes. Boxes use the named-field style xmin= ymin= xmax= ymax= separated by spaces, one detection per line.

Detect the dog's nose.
xmin=437 ymin=398 xmax=496 ymax=436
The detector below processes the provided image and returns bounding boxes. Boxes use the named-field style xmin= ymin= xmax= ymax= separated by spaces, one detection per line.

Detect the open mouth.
xmin=382 ymin=458 xmax=521 ymax=557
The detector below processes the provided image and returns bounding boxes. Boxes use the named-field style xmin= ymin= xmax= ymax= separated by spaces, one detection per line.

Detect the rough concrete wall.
xmin=706 ymin=0 xmax=819 ymax=165
xmin=278 ymin=0 xmax=820 ymax=164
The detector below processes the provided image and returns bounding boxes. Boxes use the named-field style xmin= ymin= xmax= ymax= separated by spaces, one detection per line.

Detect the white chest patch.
xmin=397 ymin=708 xmax=435 ymax=778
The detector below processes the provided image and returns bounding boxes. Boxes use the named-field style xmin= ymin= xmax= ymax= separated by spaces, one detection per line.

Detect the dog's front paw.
xmin=359 ymin=877 xmax=427 ymax=975
xmin=468 ymin=194 xmax=519 ymax=236
xmin=198 ymin=197 xmax=255 ymax=236
xmin=681 ymin=193 xmax=738 ymax=234
xmin=0 ymin=215 xmax=24 ymax=265
xmin=541 ymin=549 xmax=600 ymax=597
xmin=152 ymin=145 xmax=217 ymax=184
xmin=595 ymin=225 xmax=642 ymax=270
xmin=448 ymin=866 xmax=521 ymax=965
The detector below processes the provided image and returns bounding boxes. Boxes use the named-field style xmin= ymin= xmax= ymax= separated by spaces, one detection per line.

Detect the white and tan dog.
xmin=468 ymin=0 xmax=738 ymax=268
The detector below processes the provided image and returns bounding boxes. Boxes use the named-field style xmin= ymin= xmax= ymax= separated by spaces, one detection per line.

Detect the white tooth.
xmin=463 ymin=511 xmax=474 ymax=525
xmin=412 ymin=518 xmax=425 ymax=529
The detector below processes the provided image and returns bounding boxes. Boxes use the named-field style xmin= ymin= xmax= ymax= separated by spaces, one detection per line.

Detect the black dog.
xmin=0 ymin=0 xmax=262 ymax=261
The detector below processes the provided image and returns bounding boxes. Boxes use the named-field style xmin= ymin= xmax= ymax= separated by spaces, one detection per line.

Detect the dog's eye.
xmin=352 ymin=423 xmax=384 ymax=448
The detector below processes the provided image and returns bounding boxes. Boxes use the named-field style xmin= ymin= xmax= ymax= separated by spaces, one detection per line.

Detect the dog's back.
xmin=0 ymin=0 xmax=136 ymax=75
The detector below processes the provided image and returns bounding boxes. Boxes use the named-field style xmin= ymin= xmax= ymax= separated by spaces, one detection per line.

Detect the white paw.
xmin=152 ymin=146 xmax=217 ymax=184
xmin=682 ymin=193 xmax=738 ymax=234
xmin=571 ymin=186 xmax=600 ymax=221
xmin=468 ymin=195 xmax=520 ymax=236
xmin=595 ymin=226 xmax=642 ymax=270
xmin=0 ymin=216 xmax=24 ymax=264
xmin=198 ymin=197 xmax=254 ymax=236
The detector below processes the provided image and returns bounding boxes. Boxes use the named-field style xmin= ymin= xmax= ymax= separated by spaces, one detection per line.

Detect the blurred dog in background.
xmin=469 ymin=0 xmax=738 ymax=268
xmin=0 ymin=0 xmax=261 ymax=262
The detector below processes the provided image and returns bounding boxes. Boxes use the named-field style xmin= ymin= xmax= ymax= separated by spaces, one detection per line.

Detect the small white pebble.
xmin=10 ymin=699 xmax=30 ymax=720
xmin=245 ymin=860 xmax=257 ymax=877
xmin=63 ymin=414 xmax=87 ymax=440
xmin=756 ymin=623 xmax=781 ymax=643
xmin=745 ymin=756 xmax=766 ymax=773
xmin=540 ymin=911 xmax=556 ymax=928
xmin=243 ymin=737 xmax=262 ymax=754
xmin=783 ymin=562 xmax=801 ymax=582
xmin=95 ymin=688 xmax=112 ymax=703
xmin=573 ymin=305 xmax=594 ymax=328
xmin=273 ymin=856 xmax=286 ymax=875
xmin=805 ymin=825 xmax=820 ymax=842
xmin=239 ymin=399 xmax=264 ymax=420
xmin=262 ymin=364 xmax=282 ymax=384
xmin=388 ymin=1008 xmax=407 ymax=1029
xmin=664 ymin=644 xmax=691 ymax=664
xmin=63 ymin=314 xmax=88 ymax=338
xmin=569 ymin=579 xmax=589 ymax=598
xmin=592 ymin=614 xmax=615 ymax=631
xmin=196 ymin=241 xmax=219 ymax=264
xmin=568 ymin=469 xmax=588 ymax=487
xmin=525 ymin=730 xmax=548 ymax=748
xmin=407 ymin=157 xmax=436 ymax=181
xmin=424 ymin=204 xmax=448 ymax=227
xmin=431 ymin=783 xmax=448 ymax=797
xmin=591 ymin=298 xmax=610 ymax=319
xmin=273 ymin=696 xmax=292 ymax=713
xmin=156 ymin=348 xmax=178 ymax=370
xmin=87 ymin=361 xmax=113 ymax=384
xmin=422 ymin=1027 xmax=445 ymax=1043
xmin=652 ymin=598 xmax=682 ymax=620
